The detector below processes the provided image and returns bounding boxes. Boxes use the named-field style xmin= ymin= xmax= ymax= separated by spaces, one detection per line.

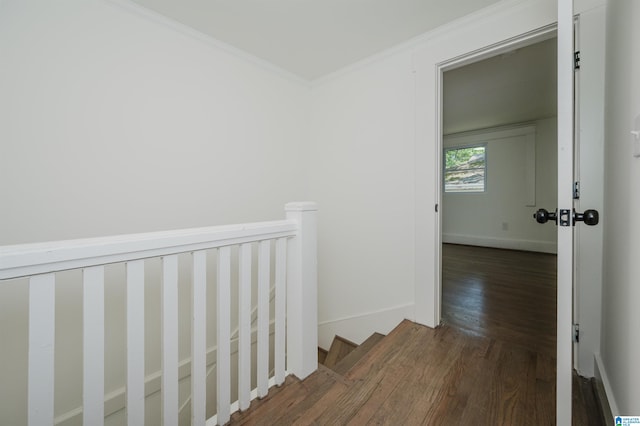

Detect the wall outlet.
xmin=502 ymin=222 xmax=509 ymax=231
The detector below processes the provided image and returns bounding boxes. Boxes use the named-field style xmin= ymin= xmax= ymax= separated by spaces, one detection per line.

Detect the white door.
xmin=557 ymin=0 xmax=575 ymax=423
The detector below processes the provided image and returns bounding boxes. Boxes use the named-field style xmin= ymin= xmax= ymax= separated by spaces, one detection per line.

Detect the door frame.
xmin=412 ymin=3 xmax=574 ymax=423
xmin=412 ymin=0 xmax=559 ymax=330
xmin=432 ymin=22 xmax=574 ymax=423
xmin=432 ymin=23 xmax=557 ymax=327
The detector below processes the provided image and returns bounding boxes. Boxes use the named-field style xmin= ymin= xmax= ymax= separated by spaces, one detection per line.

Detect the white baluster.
xmin=274 ymin=238 xmax=287 ymax=385
xmin=162 ymin=255 xmax=179 ymax=426
xmin=191 ymin=251 xmax=207 ymax=426
xmin=257 ymin=240 xmax=270 ymax=398
xmin=238 ymin=243 xmax=252 ymax=410
xmin=28 ymin=273 xmax=55 ymax=426
xmin=216 ymin=247 xmax=231 ymax=425
xmin=126 ymin=260 xmax=145 ymax=426
xmin=83 ymin=266 xmax=105 ymax=426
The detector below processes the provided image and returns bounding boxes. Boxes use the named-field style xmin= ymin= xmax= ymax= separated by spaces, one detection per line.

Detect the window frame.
xmin=443 ymin=143 xmax=487 ymax=193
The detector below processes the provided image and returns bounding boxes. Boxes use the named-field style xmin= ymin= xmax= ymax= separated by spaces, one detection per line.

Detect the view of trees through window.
xmin=444 ymin=145 xmax=486 ymax=192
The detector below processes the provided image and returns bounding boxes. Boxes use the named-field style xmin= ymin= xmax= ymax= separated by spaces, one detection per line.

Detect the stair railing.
xmin=0 ymin=202 xmax=318 ymax=426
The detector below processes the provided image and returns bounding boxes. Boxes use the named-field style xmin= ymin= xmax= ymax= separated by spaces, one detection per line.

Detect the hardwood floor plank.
xmin=536 ymin=352 xmax=557 ymax=383
xmin=344 ymin=320 xmax=420 ymax=380
xmin=317 ymin=347 xmax=328 ymax=365
xmin=442 ymin=244 xmax=557 ymax=358
xmin=322 ymin=360 xmax=411 ymax=424
xmin=276 ymin=369 xmax=350 ymax=425
xmin=229 ymin=376 xmax=304 ymax=425
xmin=536 ymin=379 xmax=556 ymax=426
xmin=320 ymin=324 xmax=437 ymax=424
xmin=289 ymin=380 xmax=351 ymax=425
xmin=351 ymin=327 xmax=454 ymax=425
xmin=491 ymin=343 xmax=535 ymax=425
xmin=572 ymin=374 xmax=605 ymax=426
xmin=323 ymin=336 xmax=358 ymax=369
xmin=333 ymin=332 xmax=385 ymax=375
xmin=406 ymin=334 xmax=483 ymax=425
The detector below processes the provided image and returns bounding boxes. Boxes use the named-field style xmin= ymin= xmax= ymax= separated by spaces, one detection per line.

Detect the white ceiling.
xmin=443 ymin=37 xmax=557 ymax=134
xmin=130 ymin=0 xmax=502 ymax=80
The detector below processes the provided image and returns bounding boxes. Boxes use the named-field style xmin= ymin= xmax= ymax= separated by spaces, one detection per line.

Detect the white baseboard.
xmin=318 ymin=304 xmax=415 ymax=350
xmin=442 ymin=233 xmax=557 ymax=254
xmin=594 ymin=352 xmax=619 ymax=419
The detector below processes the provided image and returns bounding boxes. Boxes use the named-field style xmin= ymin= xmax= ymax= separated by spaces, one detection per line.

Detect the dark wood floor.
xmin=442 ymin=244 xmax=603 ymax=426
xmin=229 ymin=244 xmax=603 ymax=425
xmin=442 ymin=243 xmax=557 ymax=358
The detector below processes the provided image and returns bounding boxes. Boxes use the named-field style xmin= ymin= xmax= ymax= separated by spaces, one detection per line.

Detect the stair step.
xmin=322 ymin=335 xmax=358 ymax=369
xmin=229 ymin=365 xmax=346 ymax=425
xmin=332 ymin=332 xmax=385 ymax=375
xmin=318 ymin=347 xmax=328 ymax=365
xmin=230 ymin=320 xmax=414 ymax=424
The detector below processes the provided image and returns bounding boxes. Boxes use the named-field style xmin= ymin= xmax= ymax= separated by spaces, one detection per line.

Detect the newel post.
xmin=285 ymin=202 xmax=318 ymax=380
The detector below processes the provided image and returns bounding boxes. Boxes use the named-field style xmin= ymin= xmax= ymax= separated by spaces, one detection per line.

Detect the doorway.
xmin=440 ymin=37 xmax=558 ymax=342
xmin=413 ymin=5 xmax=607 ymax=422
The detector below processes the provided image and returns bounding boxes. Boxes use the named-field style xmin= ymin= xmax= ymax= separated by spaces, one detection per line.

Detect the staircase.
xmin=229 ymin=320 xmax=441 ymax=425
xmin=227 ymin=318 xmax=603 ymax=425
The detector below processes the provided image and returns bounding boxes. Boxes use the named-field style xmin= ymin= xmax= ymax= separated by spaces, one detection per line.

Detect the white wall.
xmin=310 ymin=0 xmax=562 ymax=345
xmin=0 ymin=1 xmax=309 ymax=424
xmin=443 ymin=120 xmax=558 ymax=253
xmin=0 ymin=0 xmax=309 ymax=246
xmin=598 ymin=0 xmax=640 ymax=415
xmin=309 ymin=52 xmax=416 ymax=348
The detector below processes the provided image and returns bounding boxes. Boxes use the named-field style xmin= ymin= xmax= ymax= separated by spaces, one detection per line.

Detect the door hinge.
xmin=573 ymin=323 xmax=580 ymax=343
xmin=573 ymin=181 xmax=580 ymax=199
xmin=574 ymin=51 xmax=581 ymax=70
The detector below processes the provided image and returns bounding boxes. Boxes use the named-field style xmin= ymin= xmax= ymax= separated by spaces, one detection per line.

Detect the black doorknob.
xmin=533 ymin=208 xmax=558 ymax=224
xmin=573 ymin=209 xmax=599 ymax=226
xmin=533 ymin=208 xmax=600 ymax=226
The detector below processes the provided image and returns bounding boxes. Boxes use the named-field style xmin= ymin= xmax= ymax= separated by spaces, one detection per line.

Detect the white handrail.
xmin=0 ymin=220 xmax=296 ymax=280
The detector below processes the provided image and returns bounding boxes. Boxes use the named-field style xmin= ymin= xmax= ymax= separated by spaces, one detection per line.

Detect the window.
xmin=444 ymin=145 xmax=486 ymax=193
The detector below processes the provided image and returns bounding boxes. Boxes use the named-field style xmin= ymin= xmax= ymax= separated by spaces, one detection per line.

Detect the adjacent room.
xmin=441 ymin=37 xmax=558 ymax=341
